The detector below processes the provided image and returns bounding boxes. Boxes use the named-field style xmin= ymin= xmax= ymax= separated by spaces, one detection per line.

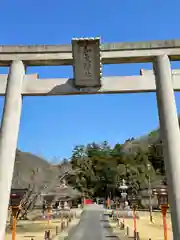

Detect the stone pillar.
xmin=0 ymin=61 xmax=24 ymax=240
xmin=154 ymin=55 xmax=180 ymax=239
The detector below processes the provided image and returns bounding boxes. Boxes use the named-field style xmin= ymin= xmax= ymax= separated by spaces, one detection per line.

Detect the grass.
xmin=110 ymin=211 xmax=173 ymax=240
xmin=5 ymin=219 xmax=60 ymax=240
xmin=5 ymin=209 xmax=82 ymax=240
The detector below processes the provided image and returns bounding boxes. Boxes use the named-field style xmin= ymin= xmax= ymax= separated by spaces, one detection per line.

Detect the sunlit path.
xmin=65 ymin=204 xmax=118 ymax=240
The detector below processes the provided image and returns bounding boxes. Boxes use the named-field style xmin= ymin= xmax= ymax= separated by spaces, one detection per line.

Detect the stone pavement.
xmin=64 ymin=204 xmax=119 ymax=240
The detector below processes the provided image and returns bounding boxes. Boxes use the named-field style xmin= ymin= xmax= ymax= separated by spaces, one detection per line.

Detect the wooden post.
xmin=161 ymin=205 xmax=168 ymax=240
xmin=11 ymin=207 xmax=19 ymax=240
xmin=47 ymin=205 xmax=52 ymax=227
xmin=132 ymin=206 xmax=137 ymax=238
xmin=122 ymin=210 xmax=125 ymax=227
xmin=116 ymin=201 xmax=118 ymax=219
xmin=55 ymin=226 xmax=58 ymax=235
xmin=126 ymin=226 xmax=129 ymax=236
xmin=136 ymin=232 xmax=140 ymax=240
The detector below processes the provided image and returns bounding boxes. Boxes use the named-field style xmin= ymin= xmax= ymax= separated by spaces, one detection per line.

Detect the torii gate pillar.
xmin=154 ymin=55 xmax=180 ymax=239
xmin=0 ymin=60 xmax=24 ymax=240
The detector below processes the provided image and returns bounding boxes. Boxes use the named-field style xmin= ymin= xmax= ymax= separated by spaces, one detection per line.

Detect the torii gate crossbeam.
xmin=0 ymin=39 xmax=180 ymax=66
xmin=0 ymin=39 xmax=180 ymax=240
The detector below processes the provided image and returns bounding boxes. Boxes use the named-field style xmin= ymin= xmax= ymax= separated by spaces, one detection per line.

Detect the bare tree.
xmin=16 ymin=162 xmax=75 ymax=220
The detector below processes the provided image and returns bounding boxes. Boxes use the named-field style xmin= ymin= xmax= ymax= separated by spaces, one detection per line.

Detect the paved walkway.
xmin=66 ymin=204 xmax=118 ymax=240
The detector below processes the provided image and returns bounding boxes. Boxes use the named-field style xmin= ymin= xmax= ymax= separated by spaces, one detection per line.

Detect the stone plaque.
xmin=72 ymin=38 xmax=102 ymax=88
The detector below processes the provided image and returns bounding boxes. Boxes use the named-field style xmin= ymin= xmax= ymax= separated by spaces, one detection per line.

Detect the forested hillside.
xmin=12 ymin=119 xmax=170 ymax=199
xmin=67 ymin=137 xmax=165 ymax=199
xmin=12 ymin=150 xmax=62 ymax=189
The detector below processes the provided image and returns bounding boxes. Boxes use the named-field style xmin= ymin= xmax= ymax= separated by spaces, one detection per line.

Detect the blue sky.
xmin=0 ymin=0 xmax=180 ymax=162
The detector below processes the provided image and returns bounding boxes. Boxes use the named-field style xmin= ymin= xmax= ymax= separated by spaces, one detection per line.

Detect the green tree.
xmin=68 ymin=139 xmax=162 ymax=199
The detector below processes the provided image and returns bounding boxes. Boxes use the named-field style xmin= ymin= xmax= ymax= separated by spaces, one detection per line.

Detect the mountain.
xmin=122 ymin=129 xmax=160 ymax=153
xmin=12 ymin=149 xmax=60 ymax=189
xmin=123 ymin=116 xmax=180 ymax=154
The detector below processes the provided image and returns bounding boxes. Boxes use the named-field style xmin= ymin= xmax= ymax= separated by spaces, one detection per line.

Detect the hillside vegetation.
xmin=67 ymin=120 xmax=170 ymax=198
xmin=12 ymin=120 xmax=169 ymax=199
xmin=67 ymin=138 xmax=165 ymax=199
xmin=12 ymin=150 xmax=61 ymax=189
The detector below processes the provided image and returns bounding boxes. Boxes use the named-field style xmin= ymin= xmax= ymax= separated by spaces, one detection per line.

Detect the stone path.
xmin=65 ymin=204 xmax=118 ymax=240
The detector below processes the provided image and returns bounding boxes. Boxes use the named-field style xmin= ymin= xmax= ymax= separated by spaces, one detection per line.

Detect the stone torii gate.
xmin=0 ymin=38 xmax=180 ymax=239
